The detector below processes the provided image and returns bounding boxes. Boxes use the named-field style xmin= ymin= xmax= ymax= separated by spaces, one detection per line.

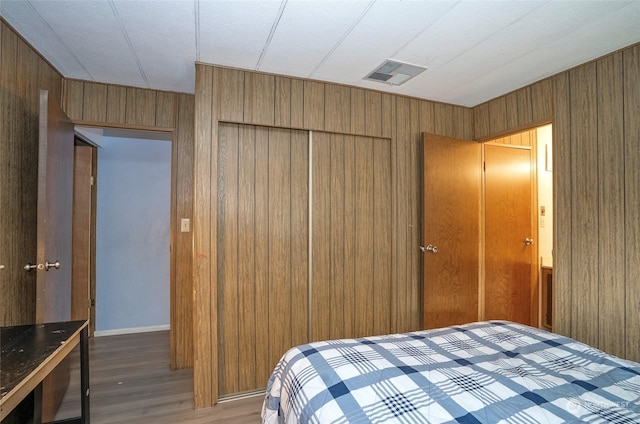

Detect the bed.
xmin=261 ymin=321 xmax=640 ymax=423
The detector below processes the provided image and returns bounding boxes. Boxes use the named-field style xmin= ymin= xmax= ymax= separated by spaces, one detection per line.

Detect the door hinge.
xmin=483 ymin=161 xmax=486 ymax=172
xmin=90 ymin=299 xmax=96 ymax=307
xmin=90 ymin=175 xmax=95 ymax=186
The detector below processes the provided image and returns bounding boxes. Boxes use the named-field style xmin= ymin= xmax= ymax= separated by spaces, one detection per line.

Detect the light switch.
xmin=181 ymin=218 xmax=190 ymax=233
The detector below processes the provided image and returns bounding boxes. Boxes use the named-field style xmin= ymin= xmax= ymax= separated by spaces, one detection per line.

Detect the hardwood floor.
xmin=55 ymin=331 xmax=264 ymax=423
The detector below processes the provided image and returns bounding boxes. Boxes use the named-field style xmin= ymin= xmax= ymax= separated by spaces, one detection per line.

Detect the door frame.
xmin=480 ymin=141 xmax=538 ymax=326
xmin=480 ymin=128 xmax=542 ymax=327
xmin=72 ymin=125 xmax=177 ymax=366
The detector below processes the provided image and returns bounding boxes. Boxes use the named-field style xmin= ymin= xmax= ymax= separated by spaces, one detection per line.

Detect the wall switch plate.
xmin=181 ymin=218 xmax=190 ymax=233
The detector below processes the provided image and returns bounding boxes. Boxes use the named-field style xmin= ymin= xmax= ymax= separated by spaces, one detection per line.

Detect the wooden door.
xmin=72 ymin=145 xmax=93 ymax=325
xmin=216 ymin=124 xmax=309 ymax=397
xmin=484 ymin=144 xmax=535 ymax=325
xmin=35 ymin=90 xmax=75 ymax=421
xmin=421 ymin=133 xmax=481 ymax=329
xmin=312 ymin=132 xmax=392 ymax=341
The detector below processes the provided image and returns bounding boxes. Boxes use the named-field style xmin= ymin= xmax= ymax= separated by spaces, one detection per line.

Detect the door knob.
xmin=525 ymin=238 xmax=534 ymax=245
xmin=45 ymin=260 xmax=61 ymax=270
xmin=420 ymin=244 xmax=439 ymax=253
xmin=0 ymin=264 xmax=5 ymax=270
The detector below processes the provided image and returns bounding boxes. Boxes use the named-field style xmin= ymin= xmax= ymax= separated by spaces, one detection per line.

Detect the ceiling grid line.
xmin=255 ymin=0 xmax=288 ymax=71
xmin=390 ymin=0 xmax=461 ymax=60
xmin=450 ymin=2 xmax=632 ymax=102
xmin=2 ymin=0 xmax=639 ymax=106
xmin=108 ymin=0 xmax=149 ymax=88
xmin=195 ymin=0 xmax=201 ymax=62
xmin=23 ymin=0 xmax=93 ymax=80
xmin=307 ymin=0 xmax=377 ymax=79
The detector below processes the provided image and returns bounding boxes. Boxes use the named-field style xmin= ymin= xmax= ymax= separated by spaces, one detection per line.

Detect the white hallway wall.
xmin=95 ymin=134 xmax=171 ymax=333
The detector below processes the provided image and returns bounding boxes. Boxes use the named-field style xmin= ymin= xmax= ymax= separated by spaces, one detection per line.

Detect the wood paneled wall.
xmin=62 ymin=79 xmax=195 ymax=370
xmin=472 ymin=43 xmax=640 ymax=363
xmin=216 ymin=123 xmax=309 ymax=396
xmin=312 ymin=132 xmax=392 ymax=341
xmin=0 ymin=19 xmax=63 ymax=327
xmin=1 ymin=19 xmax=194 ymax=371
xmin=193 ymin=64 xmax=473 ymax=407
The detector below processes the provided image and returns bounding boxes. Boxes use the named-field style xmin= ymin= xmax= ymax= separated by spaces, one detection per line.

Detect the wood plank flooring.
xmin=55 ymin=331 xmax=263 ymax=423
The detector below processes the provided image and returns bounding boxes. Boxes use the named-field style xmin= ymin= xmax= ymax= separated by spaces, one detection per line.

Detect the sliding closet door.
xmin=217 ymin=123 xmax=309 ymax=396
xmin=312 ymin=132 xmax=392 ymax=341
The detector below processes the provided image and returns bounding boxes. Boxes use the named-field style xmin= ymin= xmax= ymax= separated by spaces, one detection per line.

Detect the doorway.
xmin=421 ymin=124 xmax=553 ymax=329
xmin=482 ymin=125 xmax=553 ymax=327
xmin=73 ymin=127 xmax=172 ymax=336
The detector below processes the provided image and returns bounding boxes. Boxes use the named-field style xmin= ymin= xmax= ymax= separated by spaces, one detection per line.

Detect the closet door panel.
xmin=217 ymin=123 xmax=309 ymax=396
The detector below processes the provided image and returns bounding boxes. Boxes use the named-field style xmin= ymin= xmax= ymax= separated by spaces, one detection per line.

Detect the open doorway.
xmin=73 ymin=127 xmax=172 ymax=336
xmin=482 ymin=124 xmax=553 ymax=328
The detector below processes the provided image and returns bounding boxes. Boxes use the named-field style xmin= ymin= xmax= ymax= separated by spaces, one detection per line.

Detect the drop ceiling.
xmin=2 ymin=0 xmax=640 ymax=107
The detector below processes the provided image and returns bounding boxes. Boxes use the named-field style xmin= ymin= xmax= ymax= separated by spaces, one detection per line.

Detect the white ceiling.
xmin=2 ymin=0 xmax=640 ymax=107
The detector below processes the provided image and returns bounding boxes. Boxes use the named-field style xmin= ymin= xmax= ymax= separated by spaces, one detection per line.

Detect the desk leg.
xmin=80 ymin=327 xmax=90 ymax=424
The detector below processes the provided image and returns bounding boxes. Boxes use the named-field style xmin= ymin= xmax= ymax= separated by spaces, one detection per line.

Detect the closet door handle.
xmin=525 ymin=238 xmax=534 ymax=245
xmin=46 ymin=260 xmax=61 ymax=270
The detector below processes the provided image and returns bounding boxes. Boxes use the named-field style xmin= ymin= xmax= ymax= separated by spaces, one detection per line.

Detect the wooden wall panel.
xmin=290 ymin=78 xmax=304 ymax=129
xmin=254 ymin=127 xmax=270 ymax=386
xmin=0 ymin=20 xmax=62 ymax=328
xmin=83 ymin=82 xmax=107 ymax=123
xmin=394 ymin=97 xmax=412 ymax=332
xmin=623 ymin=45 xmax=640 ymax=362
xmin=193 ymin=64 xmax=216 ymax=407
xmin=531 ymin=78 xmax=554 ymax=123
xmin=473 ymin=102 xmax=490 ymax=139
xmin=312 ymin=133 xmax=392 ymax=340
xmin=274 ymin=76 xmax=291 ymax=127
xmin=303 ymin=80 xmax=325 ymax=130
xmin=569 ymin=62 xmax=599 ymax=348
xmin=311 ymin=132 xmax=331 ymax=342
xmin=473 ymin=44 xmax=640 ymax=362
xmin=155 ymin=91 xmax=175 ymax=128
xmin=217 ymin=123 xmax=240 ymax=395
xmin=125 ymin=87 xmax=156 ymax=126
xmin=290 ymin=130 xmax=310 ymax=349
xmin=325 ymin=84 xmax=350 ymax=133
xmin=65 ymin=79 xmax=85 ymax=121
xmin=381 ymin=93 xmax=394 ymax=138
xmin=327 ymin=134 xmax=346 ymax=340
xmin=236 ymin=124 xmax=256 ymax=392
xmin=65 ymin=79 xmax=178 ymax=129
xmin=596 ymin=53 xmax=625 ymax=357
xmin=517 ymin=86 xmax=533 ymax=125
xmin=244 ymin=72 xmax=274 ymax=126
xmin=505 ymin=92 xmax=519 ymax=130
xmin=266 ymin=128 xmax=293 ymax=377
xmin=172 ymin=93 xmax=194 ymax=370
xmin=217 ymin=67 xmax=244 ymax=122
xmin=216 ymin=123 xmax=309 ymax=396
xmin=365 ymin=90 xmax=382 ymax=137
xmin=350 ymin=87 xmax=366 ymax=134
xmin=106 ymin=85 xmax=127 ymax=124
xmin=488 ymin=96 xmax=507 ymax=135
xmin=553 ymin=72 xmax=572 ymax=338
xmin=373 ymin=137 xmax=392 ymax=334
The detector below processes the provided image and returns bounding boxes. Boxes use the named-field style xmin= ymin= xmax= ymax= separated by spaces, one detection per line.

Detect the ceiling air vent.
xmin=364 ymin=60 xmax=427 ymax=86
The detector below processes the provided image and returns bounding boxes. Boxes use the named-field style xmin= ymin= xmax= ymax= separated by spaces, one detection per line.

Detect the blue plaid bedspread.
xmin=261 ymin=321 xmax=640 ymax=423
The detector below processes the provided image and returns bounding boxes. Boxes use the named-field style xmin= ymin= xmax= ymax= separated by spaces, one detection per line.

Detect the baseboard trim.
xmin=94 ymin=324 xmax=170 ymax=337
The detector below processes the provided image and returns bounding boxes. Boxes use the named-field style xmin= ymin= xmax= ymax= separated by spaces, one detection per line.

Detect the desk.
xmin=1 ymin=320 xmax=89 ymax=423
